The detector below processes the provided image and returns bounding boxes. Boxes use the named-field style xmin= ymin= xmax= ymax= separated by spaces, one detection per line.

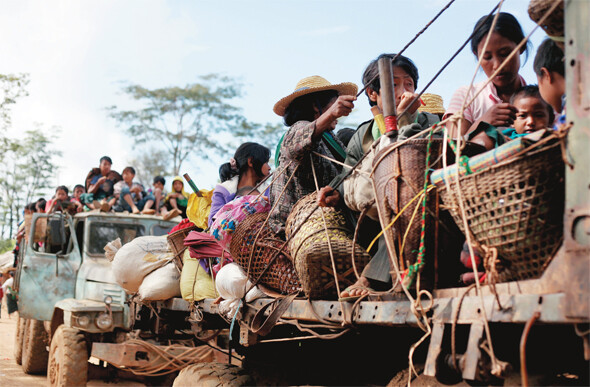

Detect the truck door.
xmin=18 ymin=213 xmax=81 ymax=321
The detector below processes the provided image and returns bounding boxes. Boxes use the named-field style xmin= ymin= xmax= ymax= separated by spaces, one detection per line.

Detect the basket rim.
xmin=437 ymin=140 xmax=561 ymax=191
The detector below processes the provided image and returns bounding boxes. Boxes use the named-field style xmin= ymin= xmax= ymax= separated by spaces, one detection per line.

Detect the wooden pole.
xmin=183 ymin=173 xmax=202 ymax=197
xmin=378 ymin=57 xmax=398 ymax=132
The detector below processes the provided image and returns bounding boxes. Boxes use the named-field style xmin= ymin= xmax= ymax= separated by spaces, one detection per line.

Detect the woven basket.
xmin=373 ymin=139 xmax=446 ymax=288
xmin=528 ymin=0 xmax=564 ymax=39
xmin=438 ymin=142 xmax=564 ymax=281
xmin=285 ymin=194 xmax=371 ymax=299
xmin=167 ymin=224 xmax=199 ymax=271
xmin=230 ymin=212 xmax=301 ymax=294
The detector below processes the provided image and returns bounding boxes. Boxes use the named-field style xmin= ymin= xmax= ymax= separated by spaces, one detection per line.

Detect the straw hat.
xmin=273 ymin=76 xmax=358 ymax=116
xmin=418 ymin=93 xmax=445 ymax=115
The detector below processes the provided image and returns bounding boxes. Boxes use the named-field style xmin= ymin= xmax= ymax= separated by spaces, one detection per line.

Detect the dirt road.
xmin=0 ymin=302 xmax=144 ymax=386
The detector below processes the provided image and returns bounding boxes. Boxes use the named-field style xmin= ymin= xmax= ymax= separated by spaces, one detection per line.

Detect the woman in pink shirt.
xmin=444 ymin=12 xmax=529 ymax=148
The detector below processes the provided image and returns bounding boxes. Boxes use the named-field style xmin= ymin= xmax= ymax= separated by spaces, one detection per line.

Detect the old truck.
xmin=13 ymin=210 xmax=178 ymax=386
xmin=17 ymin=1 xmax=588 ymax=386
xmin=126 ymin=1 xmax=588 ymax=385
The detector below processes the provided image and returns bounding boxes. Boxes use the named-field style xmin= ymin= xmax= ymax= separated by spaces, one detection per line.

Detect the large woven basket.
xmin=230 ymin=212 xmax=301 ymax=294
xmin=372 ymin=138 xmax=464 ymax=289
xmin=438 ymin=142 xmax=564 ymax=281
xmin=285 ymin=193 xmax=371 ymax=299
xmin=167 ymin=224 xmax=199 ymax=271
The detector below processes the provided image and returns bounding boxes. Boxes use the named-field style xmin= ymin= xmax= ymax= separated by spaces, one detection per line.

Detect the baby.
xmin=503 ymin=85 xmax=554 ymax=139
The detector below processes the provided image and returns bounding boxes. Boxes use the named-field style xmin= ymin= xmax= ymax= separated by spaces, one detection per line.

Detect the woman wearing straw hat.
xmin=268 ymin=75 xmax=357 ymax=234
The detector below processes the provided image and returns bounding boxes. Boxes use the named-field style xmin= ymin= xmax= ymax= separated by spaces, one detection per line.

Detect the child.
xmin=46 ymin=186 xmax=81 ymax=214
xmin=165 ymin=176 xmax=190 ymax=219
xmin=152 ymin=176 xmax=169 ymax=217
xmin=534 ymin=38 xmax=565 ymax=125
xmin=113 ymin=167 xmax=155 ymax=214
xmin=502 ymin=86 xmax=554 ymax=139
xmin=71 ymin=184 xmax=85 ymax=202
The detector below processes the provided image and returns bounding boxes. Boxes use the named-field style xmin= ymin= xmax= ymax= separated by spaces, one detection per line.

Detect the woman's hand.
xmin=317 ymin=186 xmax=340 ymax=207
xmin=479 ymin=103 xmax=517 ymax=127
xmin=315 ymin=95 xmax=356 ymax=135
xmin=326 ymin=95 xmax=356 ymax=120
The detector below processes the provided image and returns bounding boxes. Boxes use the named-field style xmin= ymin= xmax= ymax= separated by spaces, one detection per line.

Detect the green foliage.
xmin=108 ymin=74 xmax=262 ymax=176
xmin=0 ymin=238 xmax=15 ymax=254
xmin=0 ymin=127 xmax=61 ymax=238
xmin=0 ymin=73 xmax=29 ymax=131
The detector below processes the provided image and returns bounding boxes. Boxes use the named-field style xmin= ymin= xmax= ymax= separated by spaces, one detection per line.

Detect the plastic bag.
xmin=138 ymin=261 xmax=182 ymax=301
xmin=187 ymin=189 xmax=213 ymax=230
xmin=180 ymin=249 xmax=217 ymax=302
xmin=110 ymin=235 xmax=173 ymax=293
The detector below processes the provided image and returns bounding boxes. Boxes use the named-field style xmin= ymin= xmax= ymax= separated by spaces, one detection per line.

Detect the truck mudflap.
xmin=91 ymin=341 xmax=215 ymax=376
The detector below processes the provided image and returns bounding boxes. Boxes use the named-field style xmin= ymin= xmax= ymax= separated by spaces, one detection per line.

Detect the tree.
xmin=0 ymin=127 xmax=61 ymax=238
xmin=0 ymin=73 xmax=29 ymax=131
xmin=108 ymin=74 xmax=261 ymax=176
xmin=127 ymin=148 xmax=170 ymax=188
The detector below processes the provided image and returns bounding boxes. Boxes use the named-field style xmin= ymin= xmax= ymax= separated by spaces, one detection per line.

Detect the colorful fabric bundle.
xmin=210 ymin=195 xmax=270 ymax=253
xmin=184 ymin=231 xmax=230 ymax=277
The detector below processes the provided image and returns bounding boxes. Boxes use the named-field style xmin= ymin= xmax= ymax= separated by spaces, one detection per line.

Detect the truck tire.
xmin=21 ymin=319 xmax=49 ymax=374
xmin=173 ymin=362 xmax=253 ymax=387
xmin=48 ymin=325 xmax=88 ymax=387
xmin=14 ymin=317 xmax=26 ymax=365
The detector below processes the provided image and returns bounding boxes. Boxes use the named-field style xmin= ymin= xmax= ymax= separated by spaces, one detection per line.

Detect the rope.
xmin=394 ymin=1 xmax=503 ymax=123
xmin=356 ymin=0 xmax=458 ymax=97
xmin=365 ymin=186 xmax=435 ymax=253
xmin=520 ymin=311 xmax=541 ymax=387
xmin=310 ymin=154 xmax=348 ymax=316
xmin=120 ymin=339 xmax=214 ymax=376
xmin=440 ymin=1 xmax=565 ymax=378
xmin=402 ymin=126 xmax=435 ymax=288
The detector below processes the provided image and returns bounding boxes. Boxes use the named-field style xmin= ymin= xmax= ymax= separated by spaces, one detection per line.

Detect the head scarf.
xmin=165 ymin=176 xmax=190 ymax=200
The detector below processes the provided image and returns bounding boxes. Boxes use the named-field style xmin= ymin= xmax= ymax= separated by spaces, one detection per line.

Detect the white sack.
xmin=111 ymin=235 xmax=173 ymax=293
xmin=215 ymin=263 xmax=265 ymax=318
xmin=138 ymin=262 xmax=182 ymax=301
xmin=104 ymin=238 xmax=122 ymax=261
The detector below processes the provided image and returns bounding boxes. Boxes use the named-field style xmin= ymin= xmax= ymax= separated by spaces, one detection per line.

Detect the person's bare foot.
xmin=340 ymin=276 xmax=372 ymax=300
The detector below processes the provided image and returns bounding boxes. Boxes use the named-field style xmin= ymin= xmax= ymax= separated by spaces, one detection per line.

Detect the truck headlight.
xmin=96 ymin=313 xmax=113 ymax=330
xmin=77 ymin=314 xmax=91 ymax=328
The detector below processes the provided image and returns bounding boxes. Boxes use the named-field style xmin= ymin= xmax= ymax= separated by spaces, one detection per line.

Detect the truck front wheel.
xmin=48 ymin=325 xmax=88 ymax=387
xmin=14 ymin=317 xmax=26 ymax=365
xmin=173 ymin=362 xmax=253 ymax=387
xmin=22 ymin=319 xmax=49 ymax=374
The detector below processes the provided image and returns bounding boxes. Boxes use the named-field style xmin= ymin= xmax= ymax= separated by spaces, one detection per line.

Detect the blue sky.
xmin=1 ymin=0 xmax=547 ymax=195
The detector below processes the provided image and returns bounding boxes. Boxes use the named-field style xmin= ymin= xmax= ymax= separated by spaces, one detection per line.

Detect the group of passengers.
xmin=207 ymin=12 xmax=567 ymax=299
xmin=32 ymin=156 xmax=191 ymax=222
xmin=21 ymin=11 xmax=566 ymax=298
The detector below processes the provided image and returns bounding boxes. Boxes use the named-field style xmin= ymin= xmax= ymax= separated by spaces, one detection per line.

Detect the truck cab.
xmin=14 ymin=211 xmax=177 ymax=382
